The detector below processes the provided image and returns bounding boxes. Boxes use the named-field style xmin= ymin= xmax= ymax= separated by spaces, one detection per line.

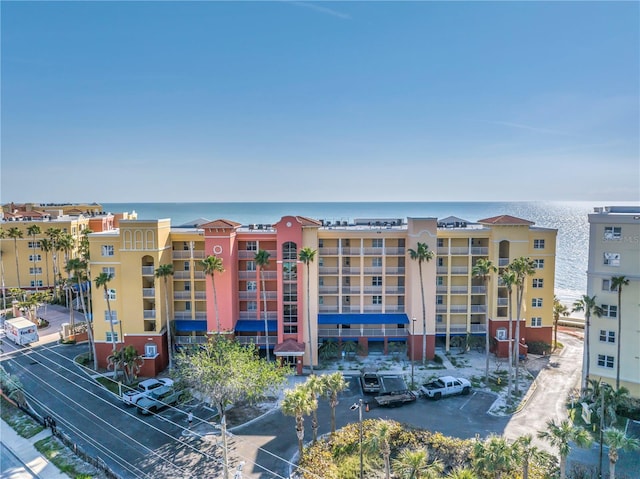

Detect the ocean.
xmin=102 ymin=201 xmax=634 ymax=306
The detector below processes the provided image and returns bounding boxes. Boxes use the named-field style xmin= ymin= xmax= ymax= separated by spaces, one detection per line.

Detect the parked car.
xmin=136 ymin=386 xmax=182 ymax=415
xmin=420 ymin=376 xmax=471 ymax=400
xmin=374 ymin=376 xmax=417 ymax=407
xmin=122 ymin=378 xmax=174 ymax=406
xmin=360 ymin=369 xmax=381 ymax=394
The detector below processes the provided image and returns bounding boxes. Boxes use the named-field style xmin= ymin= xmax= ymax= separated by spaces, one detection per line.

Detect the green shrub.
xmin=433 ymin=354 xmax=443 ymax=364
xmin=527 ymin=341 xmax=552 ymax=355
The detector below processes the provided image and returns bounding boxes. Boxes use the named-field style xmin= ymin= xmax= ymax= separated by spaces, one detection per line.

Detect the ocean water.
xmin=102 ymin=201 xmax=632 ymax=306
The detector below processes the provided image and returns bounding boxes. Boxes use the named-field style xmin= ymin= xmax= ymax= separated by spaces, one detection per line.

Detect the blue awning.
xmin=235 ymin=320 xmax=278 ymax=332
xmin=318 ymin=313 xmax=409 ymax=325
xmin=174 ymin=320 xmax=208 ymax=332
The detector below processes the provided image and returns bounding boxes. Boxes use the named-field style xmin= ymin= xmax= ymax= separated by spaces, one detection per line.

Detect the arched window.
xmin=282 ymin=241 xmax=297 ymax=260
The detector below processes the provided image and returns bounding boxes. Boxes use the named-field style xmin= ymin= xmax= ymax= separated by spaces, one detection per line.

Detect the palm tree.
xmin=408 ymin=242 xmax=434 ymax=363
xmin=472 ymin=435 xmax=517 ymax=479
xmin=281 ymin=383 xmax=316 ymax=460
xmin=45 ymin=228 xmax=62 ymax=300
xmin=573 ymin=295 xmax=603 ymax=394
xmin=40 ymin=238 xmax=53 ymax=289
xmin=509 ymin=257 xmax=536 ymax=395
xmin=95 ymin=271 xmax=117 ymax=351
xmin=610 ymin=275 xmax=629 ymax=389
xmin=299 ymin=247 xmax=317 ymax=373
xmin=501 ymin=269 xmax=516 ymax=402
xmin=254 ymin=249 xmax=271 ymax=361
xmin=603 ymin=427 xmax=640 ymax=479
xmin=514 ymin=434 xmax=542 ymax=479
xmin=365 ymin=420 xmax=393 ymax=479
xmin=155 ymin=264 xmax=175 ymax=369
xmin=200 ymin=255 xmax=225 ymax=333
xmin=537 ymin=419 xmax=593 ymax=479
xmin=26 ymin=225 xmax=41 ymax=291
xmin=305 ymin=374 xmax=326 ymax=442
xmin=471 ymin=258 xmax=497 ymax=383
xmin=553 ymin=296 xmax=570 ymax=352
xmin=446 ymin=468 xmax=478 ymax=479
xmin=322 ymin=371 xmax=348 ymax=433
xmin=121 ymin=345 xmax=143 ymax=384
xmin=7 ymin=227 xmax=23 ymax=288
xmin=66 ymin=258 xmax=97 ymax=369
xmin=393 ymin=448 xmax=443 ymax=479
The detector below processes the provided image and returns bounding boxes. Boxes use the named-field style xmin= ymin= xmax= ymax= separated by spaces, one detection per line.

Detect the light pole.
xmin=598 ymin=383 xmax=606 ymax=479
xmin=411 ymin=317 xmax=416 ymax=389
xmin=350 ymin=399 xmax=364 ymax=479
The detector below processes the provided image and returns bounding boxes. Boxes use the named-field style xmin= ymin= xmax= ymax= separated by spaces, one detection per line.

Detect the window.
xmin=283 ymin=283 xmax=297 ymax=302
xmin=603 ymin=253 xmax=620 ymax=266
xmin=184 ymin=283 xmax=190 ymax=292
xmin=602 ymin=279 xmax=616 ymax=292
xmin=145 ymin=344 xmax=158 ymax=358
xmin=102 ymin=245 xmax=115 ymax=257
xmin=105 ymin=310 xmax=118 ymax=322
xmin=247 ymin=301 xmax=257 ymax=311
xmin=29 ymin=267 xmax=42 ymax=275
xmin=599 ymin=330 xmax=615 ymax=343
xmin=436 ymin=276 xmax=444 ymax=286
xmin=183 ymin=261 xmax=190 ymax=272
xmin=601 ymin=304 xmax=617 ymax=318
xmin=533 ymin=259 xmax=544 ymax=269
xmin=437 ymin=238 xmax=444 ymax=247
xmin=533 ymin=239 xmax=545 ymax=249
xmin=282 ymin=242 xmax=297 ymax=260
xmin=319 ymin=296 xmax=324 ymax=305
xmin=30 ymin=280 xmax=43 ymax=287
xmin=183 ymin=242 xmax=190 ymax=250
xmin=246 ymin=261 xmax=256 ymax=271
xmin=284 ymin=324 xmax=298 ymax=334
xmin=283 ymin=262 xmax=297 ymax=281
xmin=372 ymin=257 xmax=382 ymax=267
xmin=318 ymin=239 xmax=324 ymax=248
xmin=185 ymin=301 xmax=191 ymax=311
xmin=318 ymin=257 xmax=324 ymax=267
xmin=28 ymin=254 xmax=42 ymax=262
xmin=597 ymin=355 xmax=614 ymax=369
xmin=372 ymin=276 xmax=382 ymax=286
xmin=247 ymin=281 xmax=257 ymax=291
xmin=246 ymin=241 xmax=257 ymax=251
xmin=106 ymin=332 xmax=119 ymax=342
xmin=438 ymin=258 xmax=444 ymax=267
xmin=372 ymin=238 xmax=383 ymax=248
xmin=28 ymin=241 xmax=41 ymax=249
xmin=372 ymin=295 xmax=382 ymax=305
xmin=532 ymin=278 xmax=544 ymax=288
xmin=436 ymin=314 xmax=443 ymax=323
xmin=436 ymin=295 xmax=444 ymax=305
xmin=531 ymin=298 xmax=543 ymax=308
xmin=105 ymin=289 xmax=116 ymax=301
xmin=318 ymin=277 xmax=324 ymax=286
xmin=531 ymin=317 xmax=542 ymax=327
xmin=604 ymin=226 xmax=622 ymax=240
xmin=102 ymin=267 xmax=115 ymax=279
xmin=283 ymin=304 xmax=298 ymax=322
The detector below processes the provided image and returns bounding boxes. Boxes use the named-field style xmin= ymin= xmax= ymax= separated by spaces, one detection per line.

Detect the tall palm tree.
xmin=471 ymin=258 xmax=497 ymax=383
xmin=95 ymin=271 xmax=117 ymax=351
xmin=254 ymin=249 xmax=271 ymax=361
xmin=365 ymin=420 xmax=394 ymax=479
xmin=299 ymin=247 xmax=317 ymax=373
xmin=40 ymin=238 xmax=53 ymax=289
xmin=501 ymin=269 xmax=516 ymax=401
xmin=155 ymin=264 xmax=175 ymax=369
xmin=509 ymin=257 xmax=536 ymax=395
xmin=305 ymin=374 xmax=326 ymax=442
xmin=603 ymin=427 xmax=640 ymax=479
xmin=200 ymin=255 xmax=225 ymax=333
xmin=45 ymin=228 xmax=62 ymax=301
xmin=26 ymin=225 xmax=41 ymax=291
xmin=322 ymin=371 xmax=348 ymax=433
xmin=573 ymin=295 xmax=603 ymax=395
xmin=7 ymin=227 xmax=23 ymax=288
xmin=610 ymin=275 xmax=629 ymax=389
xmin=408 ymin=242 xmax=434 ymax=363
xmin=537 ymin=418 xmax=592 ymax=479
xmin=66 ymin=258 xmax=97 ymax=369
xmin=552 ymin=296 xmax=570 ymax=352
xmin=281 ymin=383 xmax=316 ymax=460
xmin=514 ymin=434 xmax=542 ymax=479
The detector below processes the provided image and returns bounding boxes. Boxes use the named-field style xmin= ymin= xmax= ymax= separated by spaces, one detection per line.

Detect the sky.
xmin=1 ymin=1 xmax=638 ymax=203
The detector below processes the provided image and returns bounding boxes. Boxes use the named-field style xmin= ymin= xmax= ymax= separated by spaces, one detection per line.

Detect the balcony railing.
xmin=498 ymin=258 xmax=510 ymax=267
xmin=342 ymin=267 xmax=360 ymax=275
xmin=319 ymin=305 xmax=339 ymax=313
xmin=436 ymin=305 xmax=447 ymax=313
xmin=141 ymin=266 xmax=155 ymax=276
xmin=172 ymin=250 xmax=206 ymax=260
xmin=435 ymin=324 xmax=486 ymax=334
xmin=449 ymin=305 xmax=468 ymax=313
xmin=385 ymin=286 xmax=405 ymax=294
xmin=318 ymin=327 xmax=408 ymax=338
xmin=238 ymin=271 xmax=258 ymax=280
xmin=363 ymin=267 xmax=383 ymax=274
xmin=362 ymin=286 xmax=383 ymax=294
xmin=385 ymin=305 xmax=405 ymax=313
xmin=319 ymin=267 xmax=339 ymax=274
xmin=471 ymin=286 xmax=486 ymax=294
xmin=341 ymin=247 xmax=361 ymax=255
xmin=471 ymin=247 xmax=489 ymax=255
xmin=450 ymin=247 xmax=470 ymax=255
xmin=470 ymin=305 xmax=487 ymax=313
xmin=238 ymin=250 xmax=277 ymax=259
xmin=319 ymin=247 xmax=339 ymax=255
xmin=342 ymin=287 xmax=361 ymax=294
xmin=449 ymin=286 xmax=468 ymax=294
xmin=174 ymin=335 xmax=208 ymax=345
xmin=143 ymin=310 xmax=156 ymax=319
xmin=363 ymin=306 xmax=383 ymax=313
xmin=236 ymin=335 xmax=277 ymax=346
xmin=385 ymin=267 xmax=405 ymax=274
xmin=174 ymin=312 xmax=207 ymax=320
xmin=384 ymin=247 xmax=405 ymax=255
xmin=436 ymin=286 xmax=448 ymax=293
xmin=437 ymin=247 xmax=448 ymax=254
xmin=238 ymin=290 xmax=278 ymax=300
xmin=238 ymin=311 xmax=278 ymax=320
xmin=450 ymin=267 xmax=469 ymax=275
xmin=142 ymin=288 xmax=155 ymax=298
xmin=437 ymin=267 xmax=448 ymax=274
xmin=319 ymin=286 xmax=339 ymax=294
xmin=362 ymin=247 xmax=384 ymax=255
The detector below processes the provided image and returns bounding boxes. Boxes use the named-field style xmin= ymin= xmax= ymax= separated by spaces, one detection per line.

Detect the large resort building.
xmin=2 ymin=203 xmax=557 ymax=376
xmin=586 ymin=206 xmax=640 ymax=397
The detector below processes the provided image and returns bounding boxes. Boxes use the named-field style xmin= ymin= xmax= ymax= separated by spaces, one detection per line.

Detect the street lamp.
xmin=411 ymin=317 xmax=416 ymax=389
xmin=350 ymin=399 xmax=364 ymax=479
xmin=598 ymin=383 xmax=607 ymax=479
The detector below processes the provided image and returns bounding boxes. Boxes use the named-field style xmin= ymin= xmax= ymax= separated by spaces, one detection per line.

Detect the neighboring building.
xmin=586 ymin=206 xmax=640 ymax=397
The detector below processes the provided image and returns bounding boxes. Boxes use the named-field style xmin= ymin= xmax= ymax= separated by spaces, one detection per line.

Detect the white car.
xmin=420 ymin=376 xmax=472 ymax=400
xmin=122 ymin=378 xmax=174 ymax=406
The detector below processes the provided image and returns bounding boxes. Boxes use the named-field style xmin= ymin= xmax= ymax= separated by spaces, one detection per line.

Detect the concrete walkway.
xmin=1 ymin=418 xmax=68 ymax=479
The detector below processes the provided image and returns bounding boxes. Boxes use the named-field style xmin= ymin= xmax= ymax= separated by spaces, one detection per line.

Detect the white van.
xmin=4 ymin=317 xmax=39 ymax=346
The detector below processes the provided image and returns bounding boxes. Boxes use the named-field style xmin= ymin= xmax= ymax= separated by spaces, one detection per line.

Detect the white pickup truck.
xmin=122 ymin=378 xmax=174 ymax=406
xmin=420 ymin=376 xmax=471 ymax=400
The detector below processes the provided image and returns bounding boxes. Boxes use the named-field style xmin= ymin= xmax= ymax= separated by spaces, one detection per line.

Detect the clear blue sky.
xmin=1 ymin=1 xmax=638 ymax=203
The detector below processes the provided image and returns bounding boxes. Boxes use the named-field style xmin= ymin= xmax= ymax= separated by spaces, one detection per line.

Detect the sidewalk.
xmin=1 ymin=418 xmax=68 ymax=479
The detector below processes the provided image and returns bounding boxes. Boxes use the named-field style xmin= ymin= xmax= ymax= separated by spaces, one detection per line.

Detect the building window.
xmin=531 ymin=317 xmax=542 ymax=327
xmin=28 ymin=241 xmax=42 ymax=249
xmin=533 ymin=239 xmax=545 ymax=249
xmin=436 ymin=295 xmax=444 ymax=305
xmin=105 ymin=310 xmax=118 ymax=322
xmin=533 ymin=259 xmax=544 ymax=269
xmin=28 ymin=254 xmax=42 ymax=262
xmin=29 ymin=267 xmax=43 ymax=275
xmin=284 ymin=324 xmax=298 ymax=334
xmin=603 ymin=253 xmax=620 ymax=266
xmin=247 ymin=301 xmax=257 ymax=311
xmin=144 ymin=344 xmax=158 ymax=357
xmin=283 ymin=283 xmax=297 ymax=302
xmin=436 ymin=314 xmax=443 ymax=323
xmin=372 ymin=257 xmax=382 ymax=267
xmin=319 ymin=296 xmax=324 ymax=305
xmin=604 ymin=226 xmax=622 ymax=240
xmin=532 ymin=298 xmax=543 ymax=308
xmin=30 ymin=280 xmax=43 ymax=287
xmin=438 ymin=257 xmax=444 ymax=267
xmin=318 ymin=277 xmax=324 ymax=287
xmin=184 ymin=283 xmax=190 ymax=292
xmin=184 ymin=261 xmax=190 ymax=272
xmin=601 ymin=304 xmax=617 ymax=318
xmin=247 ymin=281 xmax=257 ymax=291
xmin=437 ymin=238 xmax=444 ymax=247
xmin=318 ymin=239 xmax=324 ymax=248
xmin=599 ymin=330 xmax=615 ymax=343
xmin=372 ymin=295 xmax=382 ymax=305
xmin=102 ymin=245 xmax=115 ymax=257
xmin=246 ymin=261 xmax=256 ymax=271
xmin=185 ymin=301 xmax=191 ymax=311
xmin=602 ymin=279 xmax=614 ymax=291
xmin=246 ymin=241 xmax=257 ymax=251
xmin=436 ymin=276 xmax=444 ymax=286
xmin=283 ymin=242 xmax=297 ymax=260
xmin=372 ymin=238 xmax=383 ymax=248
xmin=283 ymin=304 xmax=297 ymax=322
xmin=532 ymin=278 xmax=544 ymax=288
xmin=372 ymin=276 xmax=382 ymax=286
xmin=104 ymin=288 xmax=116 ymax=301
xmin=597 ymin=355 xmax=614 ymax=369
xmin=102 ymin=267 xmax=116 ymax=279
xmin=283 ymin=262 xmax=297 ymax=281
xmin=106 ymin=332 xmax=119 ymax=342
xmin=318 ymin=257 xmax=324 ymax=267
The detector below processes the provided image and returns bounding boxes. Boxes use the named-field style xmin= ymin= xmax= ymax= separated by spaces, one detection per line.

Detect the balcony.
xmin=174 ymin=291 xmax=192 ymax=300
xmin=385 ymin=286 xmax=405 ymax=294
xmin=436 ymin=286 xmax=448 ymax=293
xmin=435 ymin=324 xmax=486 ymax=334
xmin=142 ymin=288 xmax=155 ymax=298
xmin=471 ymin=247 xmax=489 ymax=255
xmin=259 ymin=271 xmax=278 ymax=280
xmin=363 ymin=306 xmax=383 ymax=313
xmin=362 ymin=247 xmax=384 ymax=255
xmin=437 ymin=267 xmax=448 ymax=274
xmin=385 ymin=267 xmax=405 ymax=275
xmin=498 ymin=258 xmax=510 ymax=267
xmin=174 ymin=335 xmax=208 ymax=345
xmin=238 ymin=271 xmax=258 ymax=280
xmin=450 ymin=247 xmax=470 ymax=255
xmin=436 ymin=304 xmax=447 ymax=313
xmin=238 ymin=250 xmax=277 ymax=259
xmin=318 ymin=327 xmax=408 ymax=338
xmin=437 ymin=247 xmax=448 ymax=254
xmin=239 ymin=290 xmax=278 ymax=300
xmin=341 ymin=247 xmax=361 ymax=255
xmin=342 ymin=267 xmax=360 ymax=275
xmin=174 ymin=312 xmax=207 ymax=320
xmin=471 ymin=286 xmax=486 ymax=294
xmin=470 ymin=305 xmax=487 ymax=313
xmin=385 ymin=305 xmax=405 ymax=313
xmin=362 ymin=267 xmax=383 ymax=275
xmin=141 ymin=266 xmax=155 ymax=276
xmin=319 ymin=305 xmax=339 ymax=313
xmin=319 ymin=286 xmax=339 ymax=294
xmin=362 ymin=286 xmax=383 ymax=294
xmin=342 ymin=286 xmax=361 ymax=294
xmin=449 ymin=305 xmax=468 ymax=313
xmin=319 ymin=247 xmax=339 ymax=255
xmin=239 ymin=311 xmax=278 ymax=320
xmin=236 ymin=335 xmax=277 ymax=346
xmin=319 ymin=267 xmax=339 ymax=274
xmin=449 ymin=286 xmax=468 ymax=294
xmin=172 ymin=250 xmax=206 ymax=260
xmin=384 ymin=247 xmax=405 ymax=255
xmin=450 ymin=267 xmax=469 ymax=275
xmin=143 ymin=309 xmax=156 ymax=319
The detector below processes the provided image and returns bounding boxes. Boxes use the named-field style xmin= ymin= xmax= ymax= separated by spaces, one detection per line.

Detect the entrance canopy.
xmin=274 ymin=338 xmax=305 ymax=357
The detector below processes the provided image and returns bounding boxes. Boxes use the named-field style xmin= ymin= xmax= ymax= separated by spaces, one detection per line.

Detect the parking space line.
xmin=459 ymin=391 xmax=476 ymax=410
